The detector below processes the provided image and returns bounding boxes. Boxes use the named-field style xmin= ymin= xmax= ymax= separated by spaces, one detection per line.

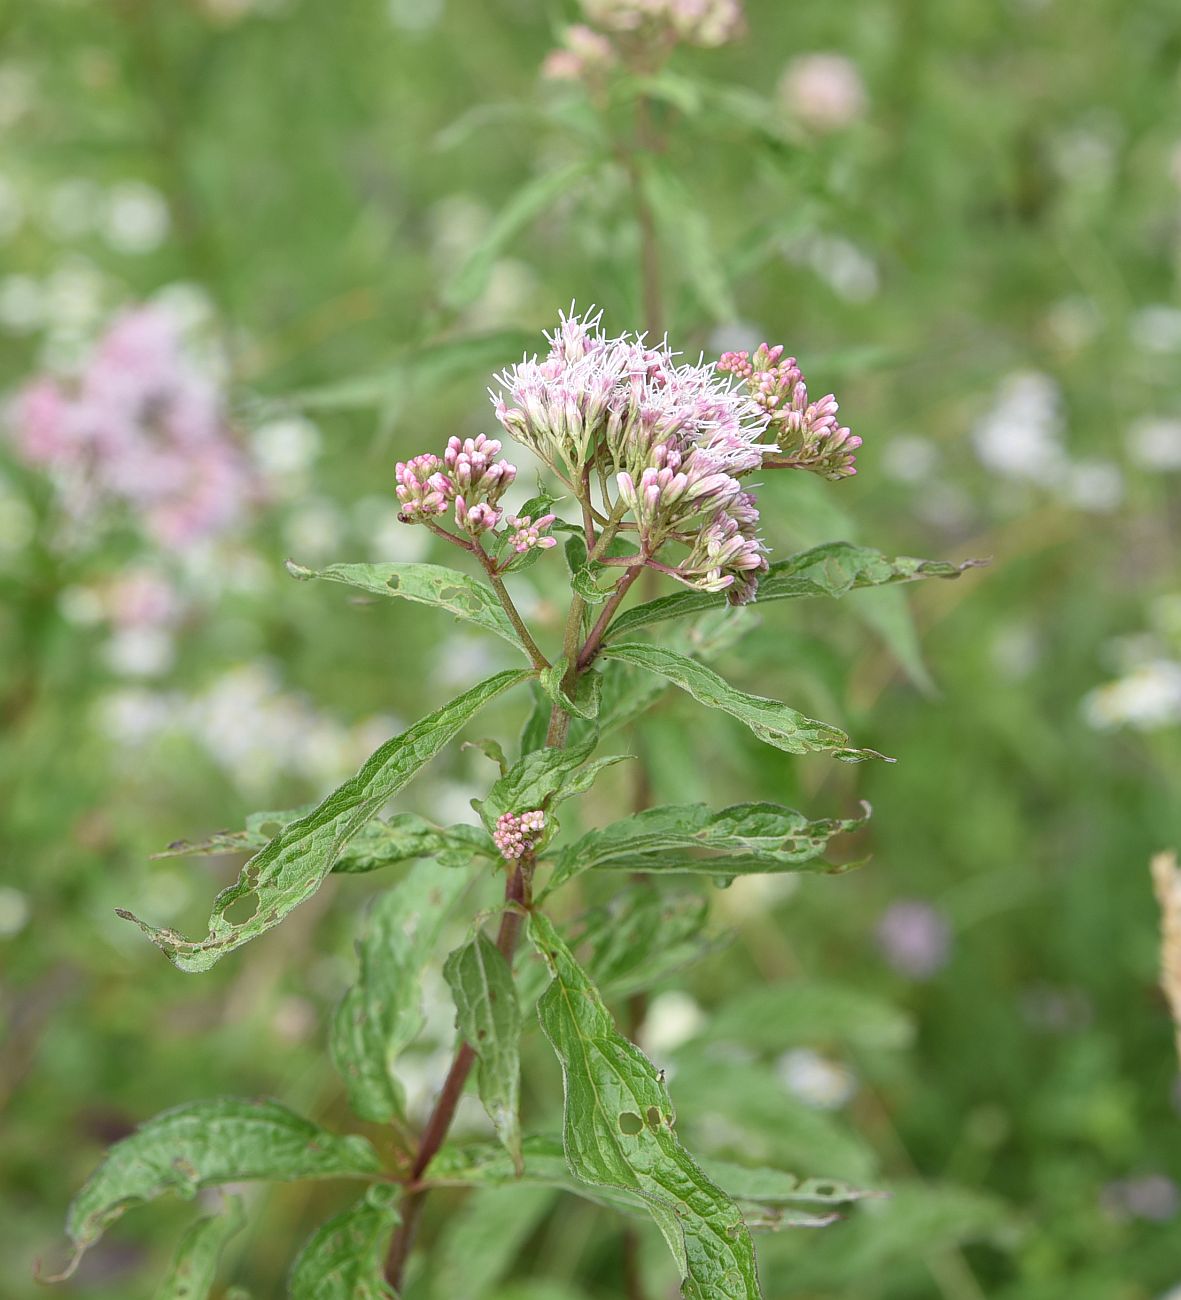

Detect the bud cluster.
xmin=718 ymin=344 xmax=862 ymax=480
xmin=493 ymin=809 xmax=547 ymax=860
xmin=396 ymin=435 xmax=518 ymax=538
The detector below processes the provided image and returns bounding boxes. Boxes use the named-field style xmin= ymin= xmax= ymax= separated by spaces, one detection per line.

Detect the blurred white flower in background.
xmin=1042 ymin=295 xmax=1102 ymax=352
xmin=250 ymin=415 xmax=322 ymax=482
xmin=778 ymin=53 xmax=866 ymax=133
xmin=0 ymin=886 xmax=31 ymax=939
xmin=1100 ymin=1174 xmax=1180 ymax=1223
xmin=102 ymin=627 xmax=177 ymax=679
xmin=786 ymin=233 xmax=879 ymax=303
xmin=880 ymin=434 xmax=940 ymax=484
xmin=1082 ymin=660 xmax=1181 ymax=732
xmin=102 ymin=181 xmax=170 ymax=256
xmin=1060 ymin=458 xmax=1123 ymax=513
xmin=971 ymin=370 xmax=1065 ymax=480
xmin=777 ymin=1047 xmax=857 ymax=1109
xmin=639 ymin=991 xmax=705 ymax=1056
xmin=1127 ymin=417 xmax=1181 ymax=471
xmin=991 ymin=621 xmax=1043 ymax=682
xmin=0 ymin=173 xmax=24 ymax=240
xmin=1131 ymin=305 xmax=1181 ymax=355
xmin=281 ymin=497 xmax=344 ymax=562
xmin=46 ymin=177 xmax=103 ymax=240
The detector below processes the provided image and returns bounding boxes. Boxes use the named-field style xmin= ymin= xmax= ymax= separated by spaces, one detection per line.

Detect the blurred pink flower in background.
xmin=6 ymin=305 xmax=256 ymax=548
xmin=875 ymin=899 xmax=953 ymax=979
xmin=778 ymin=53 xmax=867 ymax=134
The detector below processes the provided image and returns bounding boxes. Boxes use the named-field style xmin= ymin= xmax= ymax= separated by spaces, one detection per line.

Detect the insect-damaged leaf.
xmin=55 ymin=1099 xmax=379 ymax=1280
xmin=155 ymin=1193 xmax=245 ymax=1300
xmin=599 ymin=643 xmax=891 ymax=763
xmin=604 ymin=543 xmax=985 ymax=641
xmin=444 ymin=930 xmax=523 ymax=1171
xmin=286 ymin=560 xmax=529 ymax=658
xmin=529 ymin=911 xmax=762 ymax=1299
xmin=331 ymin=861 xmax=471 ymax=1125
xmin=119 ymin=669 xmax=530 ymax=972
xmin=288 ymin=1186 xmax=400 ymax=1300
xmin=549 ymin=802 xmax=869 ymax=889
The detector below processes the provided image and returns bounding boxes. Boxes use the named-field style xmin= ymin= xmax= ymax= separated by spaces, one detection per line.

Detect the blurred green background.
xmin=3 ymin=0 xmax=1181 ymax=1296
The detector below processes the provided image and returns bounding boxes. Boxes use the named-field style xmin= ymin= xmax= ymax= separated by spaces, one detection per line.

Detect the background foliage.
xmin=2 ymin=0 xmax=1180 ymax=1296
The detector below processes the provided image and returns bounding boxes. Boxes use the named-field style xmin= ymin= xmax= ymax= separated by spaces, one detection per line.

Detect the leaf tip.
xmin=33 ymin=1246 xmax=82 ymax=1285
xmin=284 ymin=558 xmax=313 ymax=580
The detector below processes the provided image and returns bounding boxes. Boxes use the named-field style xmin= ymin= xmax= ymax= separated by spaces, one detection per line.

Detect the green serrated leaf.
xmin=445 ymin=161 xmax=596 ymax=308
xmin=530 ymin=912 xmax=761 ymax=1300
xmin=606 ymin=544 xmax=985 ymax=640
xmin=549 ymin=802 xmax=868 ymax=890
xmin=286 ymin=560 xmax=526 ymax=657
xmin=58 ymin=1100 xmax=379 ymax=1279
xmin=155 ymin=1193 xmax=245 ymax=1300
xmin=599 ymin=643 xmax=890 ymax=763
xmin=288 ymin=1186 xmax=400 ymax=1299
xmin=120 ymin=670 xmax=530 ymax=972
xmin=444 ymin=930 xmax=524 ymax=1172
xmin=332 ymin=863 xmax=471 ymax=1125
xmin=477 ymin=734 xmax=629 ymax=831
xmin=156 ymin=810 xmax=491 ymax=876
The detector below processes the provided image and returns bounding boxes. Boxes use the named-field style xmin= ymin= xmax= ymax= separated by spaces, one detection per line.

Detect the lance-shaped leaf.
xmin=605 ymin=544 xmax=985 ymax=641
xmin=286 ymin=560 xmax=528 ymax=657
xmin=475 ymin=733 xmax=629 ymax=830
xmin=444 ymin=930 xmax=524 ymax=1172
xmin=530 ymin=911 xmax=762 ymax=1299
xmin=55 ymin=1099 xmax=379 ymax=1280
xmin=428 ymin=1184 xmax=555 ymax=1300
xmin=332 ymin=862 xmax=471 ymax=1124
xmin=288 ymin=1186 xmax=400 ymax=1300
xmin=155 ymin=1193 xmax=245 ymax=1300
xmin=549 ymin=802 xmax=869 ymax=889
xmin=119 ymin=669 xmax=530 ymax=972
xmin=156 ymin=811 xmax=492 ymax=876
xmin=598 ymin=643 xmax=891 ymax=763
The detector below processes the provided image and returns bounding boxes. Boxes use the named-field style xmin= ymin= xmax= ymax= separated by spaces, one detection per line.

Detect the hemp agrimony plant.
xmin=48 ymin=307 xmax=979 ymax=1298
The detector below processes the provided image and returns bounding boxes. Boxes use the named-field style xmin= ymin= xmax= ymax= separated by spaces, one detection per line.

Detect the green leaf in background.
xmin=285 ymin=560 xmax=529 ymax=658
xmin=476 ymin=733 xmax=630 ymax=830
xmin=606 ymin=544 xmax=984 ymax=641
xmin=529 ymin=911 xmax=762 ymax=1300
xmin=643 ymin=161 xmax=738 ymax=323
xmin=696 ymin=1158 xmax=880 ymax=1231
xmin=155 ymin=1193 xmax=246 ymax=1300
xmin=57 ymin=1100 xmax=379 ymax=1279
xmin=332 ymin=861 xmax=471 ymax=1125
xmin=155 ymin=810 xmax=491 ymax=876
xmin=288 ymin=1186 xmax=400 ymax=1300
xmin=701 ymin=980 xmax=914 ymax=1053
xmin=599 ymin=643 xmax=892 ymax=762
xmin=443 ymin=929 xmax=524 ymax=1172
xmin=119 ymin=669 xmax=531 ymax=972
xmin=444 ymin=160 xmax=598 ymax=308
xmin=549 ymin=802 xmax=869 ymax=888
xmin=427 ymin=1185 xmax=556 ymax=1300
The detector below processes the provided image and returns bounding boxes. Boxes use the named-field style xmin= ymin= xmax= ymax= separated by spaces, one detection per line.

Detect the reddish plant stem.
xmin=576 ymin=563 xmax=646 ymax=672
xmin=384 ymin=864 xmax=532 ymax=1289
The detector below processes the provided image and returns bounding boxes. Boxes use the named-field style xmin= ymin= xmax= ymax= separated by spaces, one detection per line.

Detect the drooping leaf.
xmin=605 ymin=544 xmax=985 ymax=641
xmin=286 ymin=560 xmax=527 ymax=657
xmin=445 ymin=160 xmax=597 ymax=308
xmin=155 ymin=1193 xmax=246 ymax=1300
xmin=476 ymin=733 xmax=629 ymax=830
xmin=156 ymin=810 xmax=491 ymax=876
xmin=58 ymin=1100 xmax=379 ymax=1279
xmin=444 ymin=930 xmax=524 ymax=1171
xmin=599 ymin=643 xmax=891 ymax=762
xmin=549 ymin=802 xmax=869 ymax=889
xmin=119 ymin=670 xmax=530 ymax=972
xmin=702 ymin=981 xmax=914 ymax=1053
xmin=288 ymin=1186 xmax=400 ymax=1300
xmin=332 ymin=863 xmax=471 ymax=1125
xmin=530 ymin=912 xmax=762 ymax=1299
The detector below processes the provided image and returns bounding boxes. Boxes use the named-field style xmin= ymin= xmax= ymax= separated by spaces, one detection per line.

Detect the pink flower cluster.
xmin=718 ymin=343 xmax=861 ymax=479
xmin=395 ymin=434 xmax=519 ymax=538
xmin=492 ymin=809 xmax=547 ymax=860
xmin=7 ymin=307 xmax=255 ymax=549
xmin=505 ymin=513 xmax=559 ymax=553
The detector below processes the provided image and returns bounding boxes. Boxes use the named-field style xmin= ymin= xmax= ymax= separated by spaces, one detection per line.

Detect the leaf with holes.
xmin=599 ymin=643 xmax=891 ymax=763
xmin=155 ymin=1194 xmax=245 ymax=1300
xmin=475 ymin=733 xmax=630 ymax=830
xmin=118 ymin=669 xmax=530 ymax=972
xmin=530 ymin=911 xmax=762 ymax=1299
xmin=444 ymin=930 xmax=524 ymax=1172
xmin=605 ymin=544 xmax=985 ymax=640
xmin=288 ymin=1186 xmax=400 ymax=1299
xmin=55 ymin=1100 xmax=379 ymax=1280
xmin=549 ymin=802 xmax=869 ymax=889
xmin=286 ymin=560 xmax=527 ymax=657
xmin=332 ymin=861 xmax=471 ymax=1125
